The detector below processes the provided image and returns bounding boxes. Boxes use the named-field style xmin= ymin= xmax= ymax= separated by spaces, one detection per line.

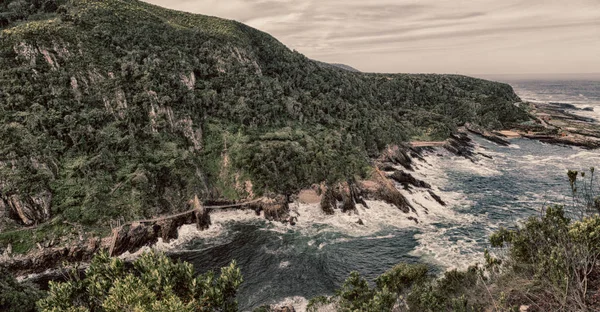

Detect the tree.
xmin=37 ymin=251 xmax=243 ymax=312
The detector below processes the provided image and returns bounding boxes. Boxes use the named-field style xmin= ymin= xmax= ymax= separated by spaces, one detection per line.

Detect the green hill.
xmin=0 ymin=0 xmax=528 ymax=232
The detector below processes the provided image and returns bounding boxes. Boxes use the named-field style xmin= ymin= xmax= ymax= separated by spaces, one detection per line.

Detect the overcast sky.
xmin=143 ymin=0 xmax=600 ymax=76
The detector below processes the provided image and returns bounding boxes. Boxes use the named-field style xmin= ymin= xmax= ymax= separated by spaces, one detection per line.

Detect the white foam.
xmin=119 ymin=209 xmax=264 ymax=259
xmin=123 ymin=140 xmax=515 ymax=271
xmin=279 ymin=261 xmax=290 ymax=269
xmin=269 ymin=296 xmax=309 ymax=312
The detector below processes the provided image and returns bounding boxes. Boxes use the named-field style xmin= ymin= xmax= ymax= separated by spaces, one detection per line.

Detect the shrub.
xmin=37 ymin=251 xmax=243 ymax=312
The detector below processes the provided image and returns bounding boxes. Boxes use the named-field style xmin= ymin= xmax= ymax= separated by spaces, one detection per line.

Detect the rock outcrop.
xmin=0 ymin=160 xmax=53 ymax=226
xmin=0 ymin=192 xmax=52 ymax=226
xmin=465 ymin=123 xmax=510 ymax=146
xmin=380 ymin=145 xmax=414 ymax=170
xmin=259 ymin=195 xmax=290 ymax=222
xmin=319 ymin=182 xmax=370 ymax=215
xmin=358 ymin=169 xmax=413 ymax=213
xmin=272 ymin=304 xmax=296 ymax=312
xmin=522 ymin=134 xmax=600 ymax=149
xmin=108 ymin=197 xmax=210 ymax=256
xmin=0 ymin=238 xmax=103 ymax=276
xmin=428 ymin=190 xmax=447 ymax=206
xmin=443 ymin=132 xmax=476 ymax=159
xmin=389 ymin=170 xmax=431 ymax=190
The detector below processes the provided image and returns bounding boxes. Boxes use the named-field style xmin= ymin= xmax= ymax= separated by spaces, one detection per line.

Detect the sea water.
xmin=165 ymin=79 xmax=600 ymax=311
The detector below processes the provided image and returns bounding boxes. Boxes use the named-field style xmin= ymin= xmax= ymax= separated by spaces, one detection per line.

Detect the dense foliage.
xmin=306 ymin=263 xmax=487 ymax=312
xmin=0 ymin=0 xmax=67 ymax=29
xmin=36 ymin=251 xmax=242 ymax=312
xmin=0 ymin=268 xmax=44 ymax=312
xmin=0 ymin=0 xmax=528 ymax=232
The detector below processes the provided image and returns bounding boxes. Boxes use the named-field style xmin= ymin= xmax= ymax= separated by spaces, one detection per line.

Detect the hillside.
xmin=0 ymin=0 xmax=528 ymax=239
xmin=314 ymin=60 xmax=361 ymax=72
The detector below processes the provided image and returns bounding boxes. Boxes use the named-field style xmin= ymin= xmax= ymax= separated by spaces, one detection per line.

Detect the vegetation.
xmin=1 ymin=169 xmax=597 ymax=311
xmin=35 ymin=251 xmax=242 ymax=312
xmin=308 ymin=170 xmax=600 ymax=311
xmin=0 ymin=0 xmax=67 ymax=29
xmin=0 ymin=0 xmax=528 ymax=238
xmin=0 ymin=267 xmax=44 ymax=312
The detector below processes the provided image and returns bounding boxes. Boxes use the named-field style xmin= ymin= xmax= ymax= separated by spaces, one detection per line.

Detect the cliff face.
xmin=0 ymin=0 xmax=529 ymax=234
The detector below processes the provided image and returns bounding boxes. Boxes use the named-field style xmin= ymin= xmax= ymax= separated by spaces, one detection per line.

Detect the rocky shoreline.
xmin=1 ymin=133 xmax=477 ymax=280
xmin=3 ymin=101 xmax=599 ymax=285
xmin=504 ymin=102 xmax=600 ymax=149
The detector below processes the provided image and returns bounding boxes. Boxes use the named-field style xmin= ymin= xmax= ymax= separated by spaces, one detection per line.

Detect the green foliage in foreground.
xmin=307 ymin=263 xmax=486 ymax=312
xmin=1 ymin=170 xmax=598 ymax=311
xmin=36 ymin=251 xmax=242 ymax=312
xmin=309 ymin=209 xmax=600 ymax=311
xmin=309 ymin=170 xmax=600 ymax=311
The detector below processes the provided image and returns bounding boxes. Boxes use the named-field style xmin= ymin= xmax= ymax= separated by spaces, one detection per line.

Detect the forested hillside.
xmin=0 ymin=0 xmax=528 ymax=233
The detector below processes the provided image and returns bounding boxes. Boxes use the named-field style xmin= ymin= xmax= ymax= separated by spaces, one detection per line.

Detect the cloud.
xmin=143 ymin=0 xmax=600 ymax=75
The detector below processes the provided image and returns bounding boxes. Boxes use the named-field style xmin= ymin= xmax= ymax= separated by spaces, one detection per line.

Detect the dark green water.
xmin=169 ymin=136 xmax=600 ymax=311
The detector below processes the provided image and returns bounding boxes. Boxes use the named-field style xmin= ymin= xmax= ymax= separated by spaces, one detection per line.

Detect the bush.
xmin=0 ymin=268 xmax=44 ymax=312
xmin=37 ymin=251 xmax=243 ymax=312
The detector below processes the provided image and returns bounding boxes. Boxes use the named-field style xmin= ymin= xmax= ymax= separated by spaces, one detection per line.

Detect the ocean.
xmin=156 ymin=78 xmax=600 ymax=311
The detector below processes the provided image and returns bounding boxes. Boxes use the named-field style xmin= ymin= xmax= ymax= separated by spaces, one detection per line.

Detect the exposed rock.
xmin=0 ymin=239 xmax=103 ymax=276
xmin=465 ymin=123 xmax=510 ymax=146
xmin=335 ymin=182 xmax=358 ymax=213
xmin=389 ymin=170 xmax=431 ymax=189
xmin=109 ymin=223 xmax=159 ymax=256
xmin=318 ymin=182 xmax=369 ymax=215
xmin=271 ymin=304 xmax=296 ymax=312
xmin=444 ymin=132 xmax=476 ymax=160
xmin=378 ymin=163 xmax=397 ymax=172
xmin=261 ymin=195 xmax=290 ymax=222
xmin=428 ymin=190 xmax=447 ymax=206
xmin=477 ymin=152 xmax=493 ymax=159
xmin=1 ymin=192 xmax=52 ymax=226
xmin=0 ymin=160 xmax=53 ymax=226
xmin=350 ymin=182 xmax=369 ymax=209
xmin=380 ymin=145 xmax=413 ymax=170
xmin=320 ymin=188 xmax=336 ymax=215
xmin=407 ymin=216 xmax=419 ymax=224
xmin=522 ymin=134 xmax=600 ymax=149
xmin=356 ymin=218 xmax=364 ymax=225
xmin=108 ymin=196 xmax=210 ymax=256
xmin=358 ymin=169 xmax=413 ymax=213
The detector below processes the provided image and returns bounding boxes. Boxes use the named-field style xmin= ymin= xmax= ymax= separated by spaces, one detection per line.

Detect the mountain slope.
xmin=0 ymin=0 xmax=528 ymax=233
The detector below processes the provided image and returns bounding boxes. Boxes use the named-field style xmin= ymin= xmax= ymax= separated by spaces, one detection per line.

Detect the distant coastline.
xmin=476 ymin=72 xmax=600 ymax=81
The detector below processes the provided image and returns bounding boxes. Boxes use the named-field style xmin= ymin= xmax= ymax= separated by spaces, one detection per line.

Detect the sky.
xmin=142 ymin=0 xmax=600 ymax=76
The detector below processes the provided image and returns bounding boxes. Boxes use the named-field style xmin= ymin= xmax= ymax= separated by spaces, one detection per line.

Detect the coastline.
xmin=4 ymin=100 xmax=600 ymax=294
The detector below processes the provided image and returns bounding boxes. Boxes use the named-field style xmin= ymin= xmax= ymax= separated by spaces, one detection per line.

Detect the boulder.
xmin=272 ymin=304 xmax=296 ymax=312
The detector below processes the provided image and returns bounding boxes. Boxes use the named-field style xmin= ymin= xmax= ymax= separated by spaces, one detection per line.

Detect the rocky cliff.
xmin=0 ymin=0 xmax=529 ymax=257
